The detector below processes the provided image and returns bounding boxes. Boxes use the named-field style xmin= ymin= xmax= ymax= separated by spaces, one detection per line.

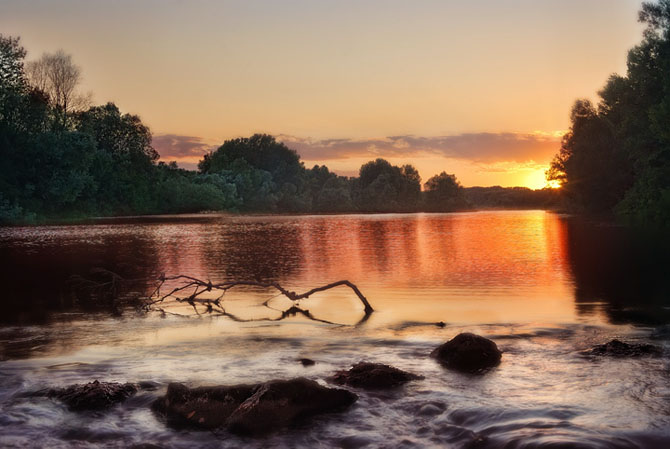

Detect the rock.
xmin=48 ymin=380 xmax=137 ymax=411
xmin=417 ymin=402 xmax=446 ymax=417
xmin=152 ymin=382 xmax=255 ymax=429
xmin=586 ymin=339 xmax=662 ymax=357
xmin=650 ymin=325 xmax=670 ymax=340
xmin=298 ymin=358 xmax=316 ymax=367
xmin=152 ymin=377 xmax=357 ymax=435
xmin=138 ymin=380 xmax=161 ymax=391
xmin=226 ymin=378 xmax=357 ymax=435
xmin=332 ymin=362 xmax=424 ymax=389
xmin=431 ymin=333 xmax=502 ymax=373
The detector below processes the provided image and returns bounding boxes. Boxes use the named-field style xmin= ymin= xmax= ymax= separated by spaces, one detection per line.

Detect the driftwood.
xmin=145 ymin=275 xmax=374 ymax=325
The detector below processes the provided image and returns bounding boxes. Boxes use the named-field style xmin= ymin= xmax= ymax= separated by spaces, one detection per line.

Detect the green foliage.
xmin=0 ymin=35 xmax=244 ymax=223
xmin=548 ymin=1 xmax=670 ymax=227
xmin=423 ymin=172 xmax=464 ymax=212
xmin=354 ymin=158 xmax=422 ymax=212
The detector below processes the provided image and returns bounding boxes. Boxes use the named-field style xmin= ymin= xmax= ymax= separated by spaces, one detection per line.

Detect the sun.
xmin=524 ymin=167 xmax=561 ymax=190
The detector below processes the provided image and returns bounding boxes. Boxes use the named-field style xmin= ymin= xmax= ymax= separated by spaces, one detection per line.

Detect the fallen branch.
xmin=145 ymin=275 xmax=374 ymax=324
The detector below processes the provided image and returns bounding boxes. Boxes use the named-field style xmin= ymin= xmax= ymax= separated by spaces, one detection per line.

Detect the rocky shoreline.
xmin=26 ymin=333 xmax=665 ymax=445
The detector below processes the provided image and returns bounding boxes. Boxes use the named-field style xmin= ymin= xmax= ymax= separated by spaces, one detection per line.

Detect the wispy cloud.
xmin=278 ymin=132 xmax=563 ymax=163
xmin=152 ymin=132 xmax=564 ymax=172
xmin=152 ymin=134 xmax=217 ymax=158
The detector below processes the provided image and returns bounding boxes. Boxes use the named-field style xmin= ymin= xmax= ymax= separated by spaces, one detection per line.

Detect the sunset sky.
xmin=0 ymin=0 xmax=645 ymax=188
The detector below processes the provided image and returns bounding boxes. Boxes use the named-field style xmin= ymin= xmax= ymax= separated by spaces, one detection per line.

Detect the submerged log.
xmin=146 ymin=276 xmax=374 ymax=323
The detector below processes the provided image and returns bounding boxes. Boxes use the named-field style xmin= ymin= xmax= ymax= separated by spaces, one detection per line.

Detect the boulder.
xmin=431 ymin=333 xmax=502 ymax=373
xmin=152 ymin=377 xmax=357 ymax=435
xmin=226 ymin=378 xmax=357 ymax=435
xmin=152 ymin=382 xmax=255 ymax=429
xmin=332 ymin=362 xmax=423 ymax=389
xmin=586 ymin=339 xmax=662 ymax=357
xmin=48 ymin=380 xmax=137 ymax=411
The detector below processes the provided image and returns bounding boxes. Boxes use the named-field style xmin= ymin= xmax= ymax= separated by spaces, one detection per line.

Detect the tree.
xmin=0 ymin=35 xmax=26 ymax=89
xmin=423 ymin=172 xmax=463 ymax=212
xmin=199 ymin=134 xmax=307 ymax=212
xmin=547 ymin=100 xmax=632 ymax=213
xmin=26 ymin=50 xmax=90 ymax=127
xmin=355 ymin=159 xmax=421 ymax=212
xmin=547 ymin=1 xmax=670 ymax=224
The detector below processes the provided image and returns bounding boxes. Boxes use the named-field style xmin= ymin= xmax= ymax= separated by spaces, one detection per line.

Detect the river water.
xmin=0 ymin=210 xmax=669 ymax=448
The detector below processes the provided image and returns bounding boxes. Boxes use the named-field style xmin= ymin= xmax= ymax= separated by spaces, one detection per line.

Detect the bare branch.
xmin=144 ymin=275 xmax=374 ymax=324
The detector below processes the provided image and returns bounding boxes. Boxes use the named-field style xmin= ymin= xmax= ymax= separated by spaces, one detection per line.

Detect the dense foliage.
xmin=1 ymin=34 xmax=558 ymax=224
xmin=548 ymin=0 xmax=670 ymax=226
xmin=0 ymin=35 xmax=240 ymax=222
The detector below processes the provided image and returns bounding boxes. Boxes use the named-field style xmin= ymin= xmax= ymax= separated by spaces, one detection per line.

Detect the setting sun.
xmin=524 ymin=167 xmax=561 ymax=190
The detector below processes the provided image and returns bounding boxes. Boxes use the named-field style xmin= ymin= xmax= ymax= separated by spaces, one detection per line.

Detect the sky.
xmin=0 ymin=0 xmax=646 ymax=188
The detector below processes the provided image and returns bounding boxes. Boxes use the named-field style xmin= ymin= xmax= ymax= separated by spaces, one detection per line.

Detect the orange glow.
xmin=524 ymin=166 xmax=561 ymax=190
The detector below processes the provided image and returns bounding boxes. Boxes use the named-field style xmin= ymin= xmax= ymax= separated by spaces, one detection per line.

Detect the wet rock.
xmin=339 ymin=434 xmax=375 ymax=448
xmin=152 ymin=382 xmax=255 ymax=429
xmin=48 ymin=380 xmax=137 ymax=411
xmin=332 ymin=362 xmax=424 ymax=389
xmin=298 ymin=358 xmax=316 ymax=367
xmin=650 ymin=325 xmax=670 ymax=340
xmin=417 ymin=402 xmax=446 ymax=417
xmin=152 ymin=377 xmax=357 ymax=435
xmin=431 ymin=333 xmax=502 ymax=373
xmin=227 ymin=378 xmax=357 ymax=435
xmin=586 ymin=339 xmax=662 ymax=357
xmin=137 ymin=380 xmax=161 ymax=391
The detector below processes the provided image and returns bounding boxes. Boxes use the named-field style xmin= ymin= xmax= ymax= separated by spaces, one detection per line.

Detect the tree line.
xmin=547 ymin=0 xmax=670 ymax=227
xmin=1 ymin=34 xmax=560 ymax=224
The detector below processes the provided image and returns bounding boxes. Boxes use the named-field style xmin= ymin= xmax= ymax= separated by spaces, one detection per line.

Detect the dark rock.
xmin=227 ymin=378 xmax=357 ymax=435
xmin=431 ymin=333 xmax=502 ymax=373
xmin=417 ymin=402 xmax=446 ymax=417
xmin=48 ymin=380 xmax=137 ymax=411
xmin=298 ymin=358 xmax=316 ymax=367
xmin=586 ymin=339 xmax=662 ymax=357
xmin=152 ymin=382 xmax=255 ymax=429
xmin=332 ymin=362 xmax=424 ymax=389
xmin=650 ymin=325 xmax=670 ymax=340
xmin=152 ymin=377 xmax=357 ymax=435
xmin=138 ymin=380 xmax=161 ymax=391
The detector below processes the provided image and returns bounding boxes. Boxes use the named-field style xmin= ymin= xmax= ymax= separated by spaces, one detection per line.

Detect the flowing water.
xmin=0 ymin=210 xmax=669 ymax=448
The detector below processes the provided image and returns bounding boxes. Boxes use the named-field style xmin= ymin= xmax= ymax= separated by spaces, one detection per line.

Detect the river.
xmin=0 ymin=210 xmax=668 ymax=448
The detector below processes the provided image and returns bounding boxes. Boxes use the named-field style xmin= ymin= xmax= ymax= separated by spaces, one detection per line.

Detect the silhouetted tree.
xmin=548 ymin=0 xmax=670 ymax=226
xmin=355 ymin=158 xmax=421 ymax=212
xmin=423 ymin=172 xmax=463 ymax=211
xmin=26 ymin=50 xmax=90 ymax=128
xmin=547 ymin=100 xmax=631 ymax=213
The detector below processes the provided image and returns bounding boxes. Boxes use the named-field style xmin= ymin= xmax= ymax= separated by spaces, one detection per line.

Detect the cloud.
xmin=277 ymin=132 xmax=563 ymax=163
xmin=152 ymin=134 xmax=217 ymax=158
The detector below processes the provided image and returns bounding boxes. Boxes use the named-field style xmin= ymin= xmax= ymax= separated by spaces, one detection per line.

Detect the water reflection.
xmin=562 ymin=217 xmax=670 ymax=325
xmin=0 ymin=227 xmax=160 ymax=325
xmin=0 ymin=211 xmax=667 ymax=331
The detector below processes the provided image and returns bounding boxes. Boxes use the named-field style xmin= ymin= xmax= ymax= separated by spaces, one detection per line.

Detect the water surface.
xmin=0 ymin=211 xmax=668 ymax=448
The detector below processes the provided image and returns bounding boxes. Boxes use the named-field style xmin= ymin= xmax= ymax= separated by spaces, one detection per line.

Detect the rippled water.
xmin=0 ymin=211 xmax=669 ymax=448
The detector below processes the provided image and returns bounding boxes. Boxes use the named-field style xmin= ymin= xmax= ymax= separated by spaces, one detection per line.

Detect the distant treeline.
xmin=547 ymin=1 xmax=670 ymax=227
xmin=0 ymin=35 xmax=558 ymax=224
